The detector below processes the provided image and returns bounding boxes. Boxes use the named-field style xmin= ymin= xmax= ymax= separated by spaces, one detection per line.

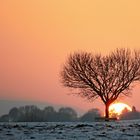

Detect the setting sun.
xmin=109 ymin=103 xmax=132 ymax=118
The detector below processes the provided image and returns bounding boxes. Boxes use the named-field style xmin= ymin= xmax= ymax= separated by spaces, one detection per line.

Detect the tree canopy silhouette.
xmin=61 ymin=48 xmax=140 ymax=119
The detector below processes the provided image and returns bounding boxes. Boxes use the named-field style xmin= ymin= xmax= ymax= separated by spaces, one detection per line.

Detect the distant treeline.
xmin=0 ymin=105 xmax=101 ymax=122
xmin=120 ymin=106 xmax=140 ymax=120
xmin=0 ymin=105 xmax=140 ymax=122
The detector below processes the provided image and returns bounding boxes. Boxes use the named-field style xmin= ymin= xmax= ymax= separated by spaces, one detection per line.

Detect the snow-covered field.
xmin=0 ymin=120 xmax=140 ymax=140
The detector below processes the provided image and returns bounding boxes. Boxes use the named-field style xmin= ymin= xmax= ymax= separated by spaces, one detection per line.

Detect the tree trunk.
xmin=105 ymin=103 xmax=110 ymax=121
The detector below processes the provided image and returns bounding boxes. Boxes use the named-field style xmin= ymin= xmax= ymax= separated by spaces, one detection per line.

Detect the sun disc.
xmin=109 ymin=102 xmax=132 ymax=117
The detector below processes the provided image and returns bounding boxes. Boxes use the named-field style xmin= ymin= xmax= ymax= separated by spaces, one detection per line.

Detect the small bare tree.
xmin=61 ymin=48 xmax=140 ymax=119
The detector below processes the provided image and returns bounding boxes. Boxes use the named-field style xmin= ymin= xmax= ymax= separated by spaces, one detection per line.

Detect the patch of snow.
xmin=0 ymin=120 xmax=140 ymax=140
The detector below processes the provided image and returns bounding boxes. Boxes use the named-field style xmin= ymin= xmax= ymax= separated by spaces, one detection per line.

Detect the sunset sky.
xmin=1 ymin=0 xmax=140 ymax=114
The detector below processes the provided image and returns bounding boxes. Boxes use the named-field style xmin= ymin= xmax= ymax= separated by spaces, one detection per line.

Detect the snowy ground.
xmin=0 ymin=120 xmax=140 ymax=140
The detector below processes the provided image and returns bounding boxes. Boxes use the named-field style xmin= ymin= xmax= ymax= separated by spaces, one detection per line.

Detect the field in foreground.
xmin=0 ymin=120 xmax=140 ymax=140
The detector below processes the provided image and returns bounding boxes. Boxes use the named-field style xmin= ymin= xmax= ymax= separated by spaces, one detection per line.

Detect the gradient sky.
xmin=1 ymin=0 xmax=140 ymax=113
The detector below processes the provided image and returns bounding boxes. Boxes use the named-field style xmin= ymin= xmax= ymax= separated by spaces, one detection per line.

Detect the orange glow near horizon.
xmin=1 ymin=1 xmax=140 ymax=113
xmin=109 ymin=102 xmax=132 ymax=118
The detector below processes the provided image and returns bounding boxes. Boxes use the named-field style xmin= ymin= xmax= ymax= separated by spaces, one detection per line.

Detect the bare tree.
xmin=61 ymin=48 xmax=140 ymax=119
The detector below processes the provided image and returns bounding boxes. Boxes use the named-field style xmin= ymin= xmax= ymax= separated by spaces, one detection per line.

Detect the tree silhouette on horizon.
xmin=61 ymin=48 xmax=140 ymax=120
